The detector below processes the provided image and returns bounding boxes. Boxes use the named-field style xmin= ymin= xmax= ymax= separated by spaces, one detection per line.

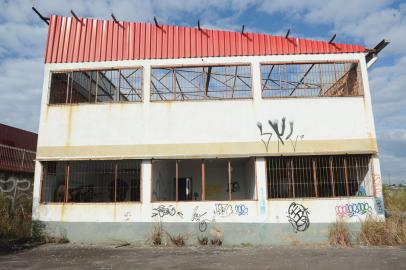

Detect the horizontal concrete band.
xmin=36 ymin=139 xmax=377 ymax=160
xmin=41 ymin=221 xmax=362 ymax=245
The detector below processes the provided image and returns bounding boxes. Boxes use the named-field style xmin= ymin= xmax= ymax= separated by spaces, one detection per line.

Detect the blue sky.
xmin=0 ymin=0 xmax=405 ymax=184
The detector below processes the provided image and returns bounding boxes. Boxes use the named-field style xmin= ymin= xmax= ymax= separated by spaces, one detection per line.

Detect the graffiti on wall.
xmin=0 ymin=178 xmax=32 ymax=212
xmin=257 ymin=118 xmax=304 ymax=153
xmin=234 ymin=204 xmax=249 ymax=216
xmin=356 ymin=185 xmax=367 ymax=196
xmin=191 ymin=206 xmax=210 ymax=232
xmin=287 ymin=202 xmax=310 ymax=233
xmin=373 ymin=173 xmax=383 ymax=197
xmin=213 ymin=203 xmax=234 ymax=217
xmin=335 ymin=202 xmax=372 ymax=218
xmin=151 ymin=205 xmax=183 ymax=218
xmin=374 ymin=197 xmax=384 ymax=215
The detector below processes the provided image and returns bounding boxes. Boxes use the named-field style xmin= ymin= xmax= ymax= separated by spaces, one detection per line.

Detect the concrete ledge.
xmin=40 ymin=221 xmax=362 ymax=246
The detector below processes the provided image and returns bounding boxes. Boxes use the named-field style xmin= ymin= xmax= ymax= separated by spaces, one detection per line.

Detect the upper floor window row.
xmin=48 ymin=61 xmax=364 ymax=105
xmin=261 ymin=62 xmax=363 ymax=98
xmin=49 ymin=68 xmax=143 ymax=104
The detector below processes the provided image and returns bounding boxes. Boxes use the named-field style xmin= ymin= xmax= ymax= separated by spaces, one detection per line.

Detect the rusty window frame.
xmin=150 ymin=64 xmax=252 ymax=101
xmin=48 ymin=67 xmax=143 ymax=105
xmin=151 ymin=158 xmax=256 ymax=202
xmin=260 ymin=61 xmax=364 ymax=98
xmin=266 ymin=154 xmax=372 ymax=199
xmin=40 ymin=160 xmax=141 ymax=203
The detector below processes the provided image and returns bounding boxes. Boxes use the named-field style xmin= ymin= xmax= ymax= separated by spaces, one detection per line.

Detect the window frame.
xmin=265 ymin=154 xmax=373 ymax=200
xmin=150 ymin=63 xmax=253 ymax=102
xmin=40 ymin=159 xmax=143 ymax=204
xmin=150 ymin=158 xmax=258 ymax=203
xmin=259 ymin=60 xmax=364 ymax=99
xmin=47 ymin=66 xmax=144 ymax=106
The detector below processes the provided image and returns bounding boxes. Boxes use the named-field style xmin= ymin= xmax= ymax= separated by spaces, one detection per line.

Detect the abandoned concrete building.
xmin=32 ymin=15 xmax=386 ymax=245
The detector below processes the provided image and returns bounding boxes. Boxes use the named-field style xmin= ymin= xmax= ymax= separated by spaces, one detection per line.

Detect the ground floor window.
xmin=266 ymin=154 xmax=371 ymax=199
xmin=41 ymin=160 xmax=141 ymax=203
xmin=151 ymin=158 xmax=256 ymax=201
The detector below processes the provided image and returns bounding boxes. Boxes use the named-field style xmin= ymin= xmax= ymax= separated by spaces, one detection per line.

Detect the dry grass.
xmin=383 ymin=187 xmax=406 ymax=212
xmin=210 ymin=238 xmax=223 ymax=246
xmin=198 ymin=236 xmax=208 ymax=246
xmin=166 ymin=233 xmax=186 ymax=247
xmin=0 ymin=194 xmax=32 ymax=240
xmin=358 ymin=215 xmax=406 ymax=246
xmin=328 ymin=220 xmax=351 ymax=247
xmin=150 ymin=223 xmax=163 ymax=246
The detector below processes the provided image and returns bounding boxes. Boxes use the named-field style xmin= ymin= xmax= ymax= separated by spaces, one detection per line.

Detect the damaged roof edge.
xmin=44 ymin=15 xmax=366 ymax=64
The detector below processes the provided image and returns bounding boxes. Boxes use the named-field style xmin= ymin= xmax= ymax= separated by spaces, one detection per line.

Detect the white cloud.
xmin=0 ymin=57 xmax=43 ymax=132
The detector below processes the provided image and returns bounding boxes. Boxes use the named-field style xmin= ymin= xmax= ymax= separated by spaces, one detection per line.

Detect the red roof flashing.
xmin=44 ymin=15 xmax=366 ymax=64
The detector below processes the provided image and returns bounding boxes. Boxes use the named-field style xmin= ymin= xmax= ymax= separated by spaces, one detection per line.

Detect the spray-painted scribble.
xmin=259 ymin=187 xmax=266 ymax=216
xmin=257 ymin=118 xmax=304 ymax=152
xmin=235 ymin=204 xmax=248 ymax=216
xmin=226 ymin=182 xmax=240 ymax=193
xmin=374 ymin=197 xmax=384 ymax=214
xmin=356 ymin=186 xmax=367 ymax=196
xmin=257 ymin=122 xmax=273 ymax=152
xmin=124 ymin=211 xmax=132 ymax=221
xmin=373 ymin=174 xmax=383 ymax=197
xmin=151 ymin=205 xmax=183 ymax=218
xmin=287 ymin=202 xmax=310 ymax=233
xmin=213 ymin=203 xmax=234 ymax=217
xmin=335 ymin=202 xmax=372 ymax=218
xmin=191 ymin=206 xmax=209 ymax=232
xmin=0 ymin=178 xmax=32 ymax=212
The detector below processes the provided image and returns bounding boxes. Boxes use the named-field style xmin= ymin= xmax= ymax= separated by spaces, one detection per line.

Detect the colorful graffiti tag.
xmin=335 ymin=202 xmax=372 ymax=218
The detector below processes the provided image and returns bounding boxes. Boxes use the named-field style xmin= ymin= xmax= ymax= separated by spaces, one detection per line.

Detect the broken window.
xmin=49 ymin=68 xmax=143 ymax=104
xmin=41 ymin=160 xmax=141 ymax=203
xmin=151 ymin=65 xmax=252 ymax=101
xmin=267 ymin=155 xmax=371 ymax=199
xmin=151 ymin=158 xmax=256 ymax=201
xmin=261 ymin=62 xmax=363 ymax=98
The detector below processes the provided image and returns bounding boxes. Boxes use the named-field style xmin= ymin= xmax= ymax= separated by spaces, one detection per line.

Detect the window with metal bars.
xmin=150 ymin=65 xmax=252 ymax=101
xmin=49 ymin=68 xmax=143 ymax=104
xmin=261 ymin=62 xmax=363 ymax=98
xmin=151 ymin=158 xmax=256 ymax=201
xmin=266 ymin=155 xmax=371 ymax=199
xmin=41 ymin=160 xmax=141 ymax=203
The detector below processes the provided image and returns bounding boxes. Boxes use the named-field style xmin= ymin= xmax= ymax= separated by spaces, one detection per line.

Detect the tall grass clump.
xmin=358 ymin=215 xmax=406 ymax=246
xmin=328 ymin=220 xmax=351 ymax=247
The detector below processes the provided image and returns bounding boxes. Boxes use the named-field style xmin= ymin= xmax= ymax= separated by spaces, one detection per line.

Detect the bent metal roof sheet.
xmin=44 ymin=15 xmax=366 ymax=64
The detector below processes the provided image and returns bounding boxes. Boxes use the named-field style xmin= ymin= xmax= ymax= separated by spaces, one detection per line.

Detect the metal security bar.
xmin=151 ymin=65 xmax=252 ymax=101
xmin=261 ymin=62 xmax=363 ymax=98
xmin=41 ymin=160 xmax=141 ymax=203
xmin=267 ymin=155 xmax=371 ymax=199
xmin=49 ymin=68 xmax=143 ymax=104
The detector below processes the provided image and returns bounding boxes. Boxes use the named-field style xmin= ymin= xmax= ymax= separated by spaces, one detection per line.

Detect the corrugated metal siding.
xmin=0 ymin=124 xmax=37 ymax=152
xmin=45 ymin=15 xmax=366 ymax=64
xmin=0 ymin=144 xmax=36 ymax=173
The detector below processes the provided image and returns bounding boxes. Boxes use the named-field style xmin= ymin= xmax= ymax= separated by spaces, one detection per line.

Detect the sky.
xmin=0 ymin=0 xmax=405 ymax=184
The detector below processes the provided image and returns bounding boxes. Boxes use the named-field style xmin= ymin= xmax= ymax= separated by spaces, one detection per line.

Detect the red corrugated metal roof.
xmin=44 ymin=15 xmax=366 ymax=64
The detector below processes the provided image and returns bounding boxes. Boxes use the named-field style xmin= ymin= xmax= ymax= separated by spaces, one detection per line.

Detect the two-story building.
xmin=32 ymin=15 xmax=385 ymax=245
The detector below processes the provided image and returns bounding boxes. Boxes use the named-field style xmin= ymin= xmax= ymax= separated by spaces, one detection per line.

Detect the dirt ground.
xmin=0 ymin=244 xmax=405 ymax=270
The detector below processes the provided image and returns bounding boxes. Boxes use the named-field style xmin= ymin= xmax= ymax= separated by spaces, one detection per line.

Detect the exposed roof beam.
xmin=32 ymin=7 xmax=49 ymax=25
xmin=329 ymin=34 xmax=337 ymax=44
xmin=365 ymin=39 xmax=390 ymax=64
